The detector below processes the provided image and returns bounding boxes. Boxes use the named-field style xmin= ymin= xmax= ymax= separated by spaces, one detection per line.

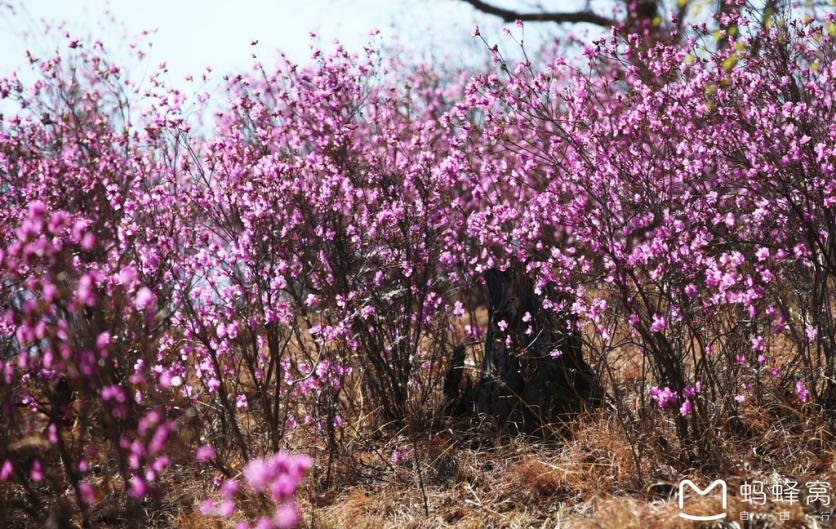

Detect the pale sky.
xmin=0 ymin=1 xmax=572 ymax=78
xmin=0 ymin=0 xmax=605 ymax=117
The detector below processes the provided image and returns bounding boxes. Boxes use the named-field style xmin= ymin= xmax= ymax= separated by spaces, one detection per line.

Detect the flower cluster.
xmin=0 ymin=5 xmax=832 ymax=527
xmin=200 ymin=452 xmax=311 ymax=529
xmin=451 ymin=12 xmax=834 ymax=446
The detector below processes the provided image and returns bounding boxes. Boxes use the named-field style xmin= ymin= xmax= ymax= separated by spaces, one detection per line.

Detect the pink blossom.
xmin=684 ymin=284 xmax=697 ymax=298
xmin=649 ymin=314 xmax=667 ymax=333
xmin=79 ymin=481 xmax=96 ymax=504
xmin=683 ymin=382 xmax=701 ymax=398
xmin=649 ymin=386 xmax=677 ymax=409
xmin=195 ymin=445 xmax=216 ymax=462
xmin=0 ymin=460 xmax=13 ymax=481
xmin=390 ymin=447 xmax=408 ymax=466
xmin=273 ymin=503 xmax=300 ymax=529
xmin=805 ymin=325 xmax=818 ymax=343
xmin=129 ymin=476 xmax=147 ymax=498
xmin=134 ymin=287 xmax=156 ymax=311
xmin=796 ymin=380 xmax=810 ymax=403
xmin=30 ymin=460 xmax=43 ymax=482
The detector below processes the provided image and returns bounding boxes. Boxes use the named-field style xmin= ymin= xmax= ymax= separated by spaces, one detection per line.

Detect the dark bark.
xmin=460 ymin=0 xmax=615 ymax=27
xmin=444 ymin=262 xmax=602 ymax=427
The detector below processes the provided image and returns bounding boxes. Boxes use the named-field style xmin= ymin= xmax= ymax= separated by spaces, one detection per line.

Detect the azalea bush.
xmin=455 ymin=12 xmax=835 ymax=463
xmin=181 ymin=44 xmax=466 ymax=437
xmin=0 ymin=4 xmax=833 ymax=528
xmin=0 ymin=38 xmax=196 ymax=526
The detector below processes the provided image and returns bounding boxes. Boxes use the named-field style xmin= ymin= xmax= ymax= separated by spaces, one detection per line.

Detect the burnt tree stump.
xmin=468 ymin=263 xmax=602 ymax=426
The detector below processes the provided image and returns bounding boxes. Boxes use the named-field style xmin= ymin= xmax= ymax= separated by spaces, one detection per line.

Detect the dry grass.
xmin=293 ymin=409 xmax=834 ymax=529
xmin=6 ymin=307 xmax=833 ymax=528
xmin=15 ymin=404 xmax=827 ymax=529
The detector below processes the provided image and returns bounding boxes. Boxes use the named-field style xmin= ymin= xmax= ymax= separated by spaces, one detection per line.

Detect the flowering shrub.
xmin=200 ymin=451 xmax=311 ymax=529
xmin=0 ymin=4 xmax=833 ymax=527
xmin=454 ymin=12 xmax=835 ymax=455
xmin=0 ymin=198 xmax=179 ymax=524
xmin=175 ymin=45 xmax=467 ymax=447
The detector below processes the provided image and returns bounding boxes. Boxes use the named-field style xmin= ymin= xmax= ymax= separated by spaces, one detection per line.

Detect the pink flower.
xmin=756 ymin=247 xmax=770 ymax=261
xmin=30 ymin=460 xmax=43 ymax=482
xmin=360 ymin=305 xmax=376 ymax=319
xmin=234 ymin=452 xmax=309 ymax=527
xmin=269 ymin=474 xmax=297 ymax=501
xmin=273 ymin=503 xmax=299 ymax=528
xmin=134 ymin=287 xmax=156 ymax=311
xmin=129 ymin=476 xmax=147 ymax=498
xmin=79 ymin=481 xmax=96 ymax=504
xmin=650 ymin=314 xmax=667 ymax=333
xmin=679 ymin=399 xmax=692 ymax=417
xmin=80 ymin=231 xmax=96 ymax=251
xmin=805 ymin=325 xmax=818 ymax=343
xmin=795 ymin=380 xmax=810 ymax=403
xmin=0 ymin=460 xmax=13 ymax=481
xmin=682 ymin=382 xmax=701 ymax=398
xmin=28 ymin=201 xmax=47 ymax=219
xmin=117 ymin=266 xmax=138 ymax=287
xmin=684 ymin=284 xmax=697 ymax=298
xmin=390 ymin=447 xmax=408 ymax=466
xmin=195 ymin=445 xmax=216 ymax=462
xmin=649 ymin=386 xmax=677 ymax=409
xmin=254 ymin=517 xmax=273 ymax=529
xmin=48 ymin=423 xmax=58 ymax=444
xmin=75 ymin=274 xmax=97 ymax=306
xmin=218 ymin=499 xmax=236 ymax=517
xmin=96 ymin=332 xmax=111 ymax=351
xmin=221 ymin=478 xmax=240 ymax=499
xmin=244 ymin=458 xmax=271 ymax=492
xmin=152 ymin=455 xmax=170 ymax=473
xmin=199 ymin=499 xmax=216 ymax=516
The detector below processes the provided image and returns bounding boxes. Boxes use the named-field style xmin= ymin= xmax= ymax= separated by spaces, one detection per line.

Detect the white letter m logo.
xmin=677 ymin=479 xmax=728 ymax=521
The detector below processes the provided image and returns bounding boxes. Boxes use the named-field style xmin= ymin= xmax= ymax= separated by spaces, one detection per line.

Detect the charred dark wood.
xmin=474 ymin=263 xmax=602 ymax=427
xmin=443 ymin=345 xmax=466 ymax=402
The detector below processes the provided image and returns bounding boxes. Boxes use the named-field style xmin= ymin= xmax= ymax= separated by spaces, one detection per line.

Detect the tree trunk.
xmin=447 ymin=263 xmax=602 ymax=428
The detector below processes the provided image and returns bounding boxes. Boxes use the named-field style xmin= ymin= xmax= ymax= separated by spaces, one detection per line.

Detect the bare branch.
xmin=460 ymin=0 xmax=615 ymax=27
